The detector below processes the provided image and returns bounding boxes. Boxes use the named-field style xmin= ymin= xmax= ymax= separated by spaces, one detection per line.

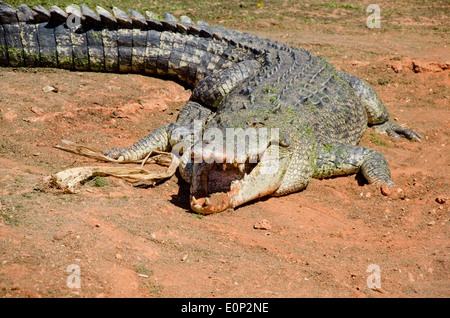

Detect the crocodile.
xmin=0 ymin=2 xmax=422 ymax=214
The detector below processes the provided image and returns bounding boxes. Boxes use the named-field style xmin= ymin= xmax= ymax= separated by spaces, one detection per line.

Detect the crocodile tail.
xmin=0 ymin=2 xmax=264 ymax=87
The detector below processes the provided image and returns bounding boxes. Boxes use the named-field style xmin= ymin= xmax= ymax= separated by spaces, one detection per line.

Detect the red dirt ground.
xmin=0 ymin=1 xmax=448 ymax=298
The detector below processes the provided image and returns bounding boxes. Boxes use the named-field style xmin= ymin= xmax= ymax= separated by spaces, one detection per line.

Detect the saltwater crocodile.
xmin=0 ymin=2 xmax=422 ymax=214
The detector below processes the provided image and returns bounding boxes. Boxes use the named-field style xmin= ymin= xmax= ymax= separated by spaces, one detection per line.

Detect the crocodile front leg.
xmin=103 ymin=100 xmax=212 ymax=161
xmin=102 ymin=123 xmax=173 ymax=161
xmin=338 ymin=71 xmax=422 ymax=142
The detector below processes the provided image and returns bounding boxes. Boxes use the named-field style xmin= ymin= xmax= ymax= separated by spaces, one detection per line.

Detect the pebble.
xmin=42 ymin=85 xmax=58 ymax=93
xmin=381 ymin=185 xmax=404 ymax=198
xmin=253 ymin=219 xmax=272 ymax=230
xmin=380 ymin=185 xmax=392 ymax=196
xmin=435 ymin=196 xmax=446 ymax=204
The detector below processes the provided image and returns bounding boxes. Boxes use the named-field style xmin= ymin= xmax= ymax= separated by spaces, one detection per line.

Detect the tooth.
xmin=191 ymin=196 xmax=198 ymax=205
xmin=238 ymin=163 xmax=245 ymax=173
xmin=222 ymin=163 xmax=227 ymax=171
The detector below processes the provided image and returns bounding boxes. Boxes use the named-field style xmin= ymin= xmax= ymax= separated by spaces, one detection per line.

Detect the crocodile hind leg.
xmin=338 ymin=71 xmax=422 ymax=141
xmin=191 ymin=59 xmax=261 ymax=108
xmin=314 ymin=144 xmax=395 ymax=187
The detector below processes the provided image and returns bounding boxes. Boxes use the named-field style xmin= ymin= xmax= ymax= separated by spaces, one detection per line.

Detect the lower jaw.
xmin=190 ymin=192 xmax=232 ymax=214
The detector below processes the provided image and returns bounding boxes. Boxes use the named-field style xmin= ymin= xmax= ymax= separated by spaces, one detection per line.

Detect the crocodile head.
xmin=188 ymin=111 xmax=289 ymax=214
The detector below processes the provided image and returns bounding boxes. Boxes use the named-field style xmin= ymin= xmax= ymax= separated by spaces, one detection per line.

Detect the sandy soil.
xmin=0 ymin=1 xmax=449 ymax=298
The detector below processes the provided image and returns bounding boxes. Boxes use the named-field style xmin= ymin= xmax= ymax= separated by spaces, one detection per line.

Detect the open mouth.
xmin=189 ymin=160 xmax=257 ymax=214
xmin=188 ymin=144 xmax=286 ymax=214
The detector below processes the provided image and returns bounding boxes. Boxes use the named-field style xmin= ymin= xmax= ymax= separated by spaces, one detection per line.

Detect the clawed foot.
xmin=380 ymin=184 xmax=406 ymax=199
xmin=375 ymin=120 xmax=422 ymax=141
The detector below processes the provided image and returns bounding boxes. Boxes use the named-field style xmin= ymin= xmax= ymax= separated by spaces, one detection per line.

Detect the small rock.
xmin=115 ymin=253 xmax=122 ymax=260
xmin=412 ymin=60 xmax=445 ymax=73
xmin=365 ymin=192 xmax=372 ymax=198
xmin=380 ymin=185 xmax=392 ymax=196
xmin=42 ymin=85 xmax=58 ymax=93
xmin=427 ymin=220 xmax=435 ymax=226
xmin=435 ymin=196 xmax=446 ymax=204
xmin=390 ymin=62 xmax=403 ymax=73
xmin=381 ymin=185 xmax=403 ymax=199
xmin=253 ymin=219 xmax=272 ymax=230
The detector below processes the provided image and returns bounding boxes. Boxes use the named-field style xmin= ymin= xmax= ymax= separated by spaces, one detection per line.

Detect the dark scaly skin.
xmin=0 ymin=2 xmax=422 ymax=214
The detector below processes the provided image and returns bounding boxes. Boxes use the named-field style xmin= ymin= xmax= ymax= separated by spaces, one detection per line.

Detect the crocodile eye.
xmin=245 ymin=117 xmax=265 ymax=127
xmin=279 ymin=135 xmax=291 ymax=147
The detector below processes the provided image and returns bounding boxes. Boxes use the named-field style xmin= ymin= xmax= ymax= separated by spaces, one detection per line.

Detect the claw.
xmin=191 ymin=196 xmax=198 ymax=205
xmin=375 ymin=121 xmax=422 ymax=142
